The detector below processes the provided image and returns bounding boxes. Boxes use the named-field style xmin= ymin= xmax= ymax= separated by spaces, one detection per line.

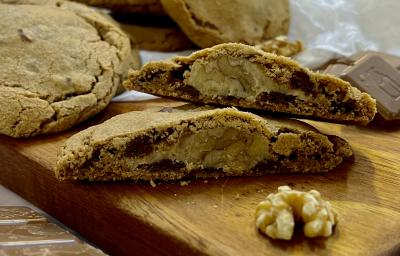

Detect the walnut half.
xmin=255 ymin=186 xmax=337 ymax=240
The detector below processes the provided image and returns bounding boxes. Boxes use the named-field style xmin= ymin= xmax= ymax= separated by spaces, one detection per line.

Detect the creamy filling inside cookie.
xmin=137 ymin=127 xmax=270 ymax=172
xmin=184 ymin=55 xmax=307 ymax=102
xmin=79 ymin=126 xmax=272 ymax=180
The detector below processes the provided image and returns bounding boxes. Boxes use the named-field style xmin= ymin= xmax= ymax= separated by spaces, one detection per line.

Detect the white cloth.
xmin=290 ymin=0 xmax=400 ymax=68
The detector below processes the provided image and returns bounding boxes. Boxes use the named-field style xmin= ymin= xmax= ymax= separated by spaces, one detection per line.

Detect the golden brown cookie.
xmin=74 ymin=0 xmax=164 ymax=14
xmin=160 ymin=0 xmax=290 ymax=48
xmin=55 ymin=108 xmax=352 ymax=182
xmin=125 ymin=43 xmax=377 ymax=124
xmin=0 ymin=0 xmax=137 ymax=137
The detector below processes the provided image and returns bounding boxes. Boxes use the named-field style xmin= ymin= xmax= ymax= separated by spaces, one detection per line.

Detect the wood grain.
xmin=0 ymin=99 xmax=399 ymax=256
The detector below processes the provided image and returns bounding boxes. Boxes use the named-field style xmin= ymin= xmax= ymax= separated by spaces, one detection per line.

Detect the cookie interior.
xmin=56 ymin=110 xmax=352 ymax=181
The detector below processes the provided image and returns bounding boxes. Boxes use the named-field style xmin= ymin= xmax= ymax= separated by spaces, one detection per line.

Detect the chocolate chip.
xmin=166 ymin=127 xmax=174 ymax=135
xmin=264 ymin=63 xmax=273 ymax=69
xmin=331 ymin=99 xmax=357 ymax=114
xmin=125 ymin=135 xmax=153 ymax=157
xmin=170 ymin=64 xmax=190 ymax=81
xmin=91 ymin=148 xmax=101 ymax=161
xmin=181 ymin=85 xmax=200 ymax=98
xmin=277 ymin=127 xmax=299 ymax=134
xmin=270 ymin=136 xmax=278 ymax=142
xmin=170 ymin=69 xmax=185 ymax=80
xmin=225 ymin=95 xmax=237 ymax=101
xmin=144 ymin=159 xmax=185 ymax=172
xmin=290 ymin=70 xmax=313 ymax=92
xmin=256 ymin=91 xmax=296 ymax=105
xmin=288 ymin=152 xmax=297 ymax=160
xmin=252 ymin=160 xmax=280 ymax=172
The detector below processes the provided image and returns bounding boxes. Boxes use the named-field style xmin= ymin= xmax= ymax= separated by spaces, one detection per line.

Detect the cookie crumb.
xmin=180 ymin=180 xmax=190 ymax=186
xmin=149 ymin=180 xmax=156 ymax=187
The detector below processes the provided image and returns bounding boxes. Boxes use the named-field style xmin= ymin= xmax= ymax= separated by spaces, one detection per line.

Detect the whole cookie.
xmin=74 ymin=0 xmax=164 ymax=15
xmin=0 ymin=0 xmax=136 ymax=137
xmin=160 ymin=0 xmax=290 ymax=48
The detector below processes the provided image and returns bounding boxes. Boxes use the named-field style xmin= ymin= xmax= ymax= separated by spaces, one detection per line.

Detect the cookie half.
xmin=0 ymin=0 xmax=137 ymax=137
xmin=55 ymin=108 xmax=352 ymax=182
xmin=125 ymin=43 xmax=377 ymax=124
xmin=160 ymin=0 xmax=290 ymax=48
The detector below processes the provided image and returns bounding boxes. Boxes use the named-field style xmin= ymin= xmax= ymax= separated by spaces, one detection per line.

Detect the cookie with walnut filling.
xmin=125 ymin=43 xmax=377 ymax=124
xmin=55 ymin=108 xmax=352 ymax=182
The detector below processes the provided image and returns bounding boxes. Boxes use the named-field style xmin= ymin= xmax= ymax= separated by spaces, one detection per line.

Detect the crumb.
xmin=213 ymin=205 xmax=218 ymax=208
xmin=180 ymin=180 xmax=191 ymax=186
xmin=150 ymin=180 xmax=156 ymax=187
xmin=174 ymin=193 xmax=177 ymax=197
xmin=234 ymin=193 xmax=240 ymax=200
xmin=204 ymin=180 xmax=208 ymax=183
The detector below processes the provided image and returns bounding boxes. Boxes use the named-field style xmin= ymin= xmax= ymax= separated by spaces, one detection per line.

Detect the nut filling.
xmin=83 ymin=126 xmax=271 ymax=180
xmin=255 ymin=186 xmax=338 ymax=240
xmin=184 ymin=55 xmax=308 ymax=102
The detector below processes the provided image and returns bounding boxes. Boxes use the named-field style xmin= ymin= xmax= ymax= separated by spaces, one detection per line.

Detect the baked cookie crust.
xmin=125 ymin=43 xmax=377 ymax=124
xmin=160 ymin=0 xmax=290 ymax=48
xmin=55 ymin=108 xmax=352 ymax=182
xmin=0 ymin=0 xmax=136 ymax=137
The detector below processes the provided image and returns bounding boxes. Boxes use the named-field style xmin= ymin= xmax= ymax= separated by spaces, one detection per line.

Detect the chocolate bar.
xmin=1 ymin=243 xmax=106 ymax=255
xmin=341 ymin=55 xmax=400 ymax=120
xmin=323 ymin=52 xmax=400 ymax=120
xmin=0 ymin=206 xmax=46 ymax=224
xmin=323 ymin=51 xmax=400 ymax=77
xmin=0 ymin=206 xmax=106 ymax=255
xmin=350 ymin=51 xmax=400 ymax=70
xmin=0 ymin=222 xmax=77 ymax=247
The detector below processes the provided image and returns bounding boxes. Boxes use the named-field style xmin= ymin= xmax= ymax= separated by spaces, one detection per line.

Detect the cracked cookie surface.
xmin=125 ymin=43 xmax=377 ymax=124
xmin=160 ymin=0 xmax=290 ymax=48
xmin=55 ymin=108 xmax=352 ymax=182
xmin=0 ymin=0 xmax=136 ymax=137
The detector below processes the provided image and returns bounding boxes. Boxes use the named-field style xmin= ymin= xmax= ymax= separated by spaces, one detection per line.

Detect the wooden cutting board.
xmin=0 ymin=99 xmax=399 ymax=256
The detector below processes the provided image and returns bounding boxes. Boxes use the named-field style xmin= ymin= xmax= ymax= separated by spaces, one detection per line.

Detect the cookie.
xmin=125 ymin=43 xmax=377 ymax=124
xmin=160 ymin=0 xmax=290 ymax=48
xmin=55 ymin=108 xmax=352 ymax=182
xmin=112 ymin=13 xmax=194 ymax=51
xmin=0 ymin=0 xmax=138 ymax=138
xmin=74 ymin=0 xmax=164 ymax=15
